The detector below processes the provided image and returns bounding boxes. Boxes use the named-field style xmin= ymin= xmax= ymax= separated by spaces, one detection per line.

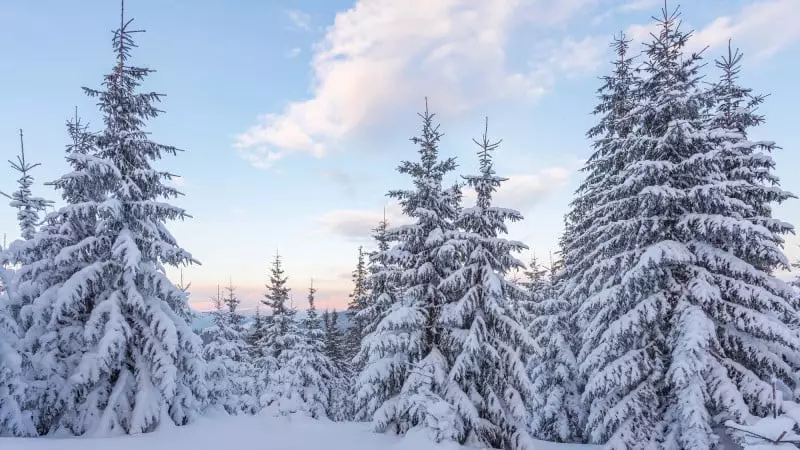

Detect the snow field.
xmin=0 ymin=412 xmax=602 ymax=450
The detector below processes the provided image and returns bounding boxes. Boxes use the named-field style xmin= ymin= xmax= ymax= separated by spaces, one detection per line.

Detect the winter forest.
xmin=2 ymin=1 xmax=800 ymax=450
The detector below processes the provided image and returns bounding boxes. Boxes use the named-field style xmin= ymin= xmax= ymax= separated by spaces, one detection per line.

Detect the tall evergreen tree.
xmin=557 ymin=32 xmax=639 ymax=447
xmin=0 ymin=249 xmax=35 ymax=437
xmin=560 ymin=28 xmax=647 ymax=448
xmin=256 ymin=253 xmax=298 ymax=409
xmin=346 ymin=246 xmax=369 ymax=364
xmin=563 ymin=30 xmax=637 ymax=294
xmin=353 ymin=213 xmax=399 ymax=421
xmin=8 ymin=109 xmax=106 ymax=435
xmin=1 ymin=129 xmax=52 ymax=241
xmin=681 ymin=39 xmax=799 ymax=440
xmin=79 ymin=6 xmax=206 ymax=432
xmin=356 ymin=100 xmax=462 ymax=441
xmin=439 ymin=119 xmax=534 ymax=449
xmin=11 ymin=7 xmax=206 ymax=435
xmin=571 ymin=6 xmax=800 ymax=448
xmin=258 ymin=253 xmax=295 ymax=357
xmin=356 ymin=214 xmax=394 ymax=340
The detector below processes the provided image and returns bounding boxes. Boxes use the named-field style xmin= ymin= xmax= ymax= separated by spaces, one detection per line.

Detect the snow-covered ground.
xmin=0 ymin=413 xmax=600 ymax=450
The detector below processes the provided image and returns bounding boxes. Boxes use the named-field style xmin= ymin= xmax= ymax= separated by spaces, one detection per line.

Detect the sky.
xmin=1 ymin=0 xmax=799 ymax=312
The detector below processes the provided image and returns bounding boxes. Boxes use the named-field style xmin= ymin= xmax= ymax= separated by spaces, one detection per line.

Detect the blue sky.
xmin=1 ymin=0 xmax=799 ymax=312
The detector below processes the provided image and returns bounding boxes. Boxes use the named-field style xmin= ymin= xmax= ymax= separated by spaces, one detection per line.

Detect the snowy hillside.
xmin=0 ymin=414 xmax=600 ymax=450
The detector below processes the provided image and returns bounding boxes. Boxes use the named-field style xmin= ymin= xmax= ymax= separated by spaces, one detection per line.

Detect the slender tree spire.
xmin=308 ymin=277 xmax=316 ymax=310
xmin=2 ymin=129 xmax=52 ymax=240
xmin=440 ymin=117 xmax=533 ymax=449
xmin=357 ymin=100 xmax=462 ymax=441
xmin=346 ymin=246 xmax=369 ymax=362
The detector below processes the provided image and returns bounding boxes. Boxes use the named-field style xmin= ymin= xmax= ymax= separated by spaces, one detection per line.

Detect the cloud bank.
xmin=235 ymin=0 xmax=606 ymax=167
xmin=237 ymin=0 xmax=800 ymax=168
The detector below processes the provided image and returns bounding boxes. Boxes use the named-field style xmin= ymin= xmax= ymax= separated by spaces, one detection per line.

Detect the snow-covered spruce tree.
xmin=520 ymin=255 xmax=547 ymax=299
xmin=572 ymin=7 xmax=800 ymax=448
xmin=706 ymin=40 xmax=795 ymax=266
xmin=267 ymin=280 xmax=336 ymax=419
xmin=202 ymin=286 xmax=228 ymax=410
xmin=562 ymin=30 xmax=638 ymax=299
xmin=527 ymin=253 xmax=582 ymax=443
xmin=226 ymin=281 xmax=257 ymax=415
xmin=202 ymin=282 xmax=255 ymax=415
xmin=259 ymin=254 xmax=295 ymax=357
xmin=352 ymin=213 xmax=400 ymax=421
xmin=256 ymin=253 xmax=299 ymax=409
xmin=264 ymin=305 xmax=307 ymax=417
xmin=0 ymin=249 xmax=35 ymax=437
xmin=439 ymin=118 xmax=534 ymax=449
xmin=322 ymin=309 xmax=347 ymax=370
xmin=81 ymin=9 xmax=206 ymax=432
xmin=243 ymin=303 xmax=266 ymax=405
xmin=245 ymin=304 xmax=267 ymax=360
xmin=562 ymin=29 xmax=637 ymax=289
xmin=314 ymin=309 xmax=349 ymax=420
xmin=361 ymin=213 xmax=395 ymax=334
xmin=696 ymin=38 xmax=799 ymax=419
xmin=512 ymin=254 xmax=547 ymax=323
xmin=556 ymin=32 xmax=639 ymax=447
xmin=559 ymin=28 xmax=648 ymax=448
xmin=532 ymin=39 xmax=636 ymax=447
xmin=247 ymin=305 xmax=266 ymax=357
xmin=1 ymin=130 xmax=53 ymax=241
xmin=13 ymin=9 xmax=205 ymax=435
xmin=175 ymin=269 xmax=199 ymax=327
xmin=345 ymin=246 xmax=369 ymax=366
xmin=6 ymin=110 xmax=106 ymax=435
xmin=356 ymin=100 xmax=462 ymax=440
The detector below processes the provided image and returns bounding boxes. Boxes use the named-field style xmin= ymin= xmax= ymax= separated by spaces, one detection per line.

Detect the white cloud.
xmin=286 ymin=47 xmax=302 ymax=58
xmin=618 ymin=0 xmax=659 ymax=13
xmin=315 ymin=201 xmax=406 ymax=241
xmin=285 ymin=9 xmax=312 ymax=31
xmin=238 ymin=1 xmax=800 ymax=169
xmin=529 ymin=36 xmax=606 ymax=85
xmin=624 ymin=0 xmax=800 ymax=58
xmin=235 ymin=0 xmax=606 ymax=168
xmin=463 ymin=161 xmax=582 ymax=212
xmin=590 ymin=0 xmax=660 ymax=28
xmin=689 ymin=0 xmax=800 ymax=58
xmin=237 ymin=145 xmax=284 ymax=169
